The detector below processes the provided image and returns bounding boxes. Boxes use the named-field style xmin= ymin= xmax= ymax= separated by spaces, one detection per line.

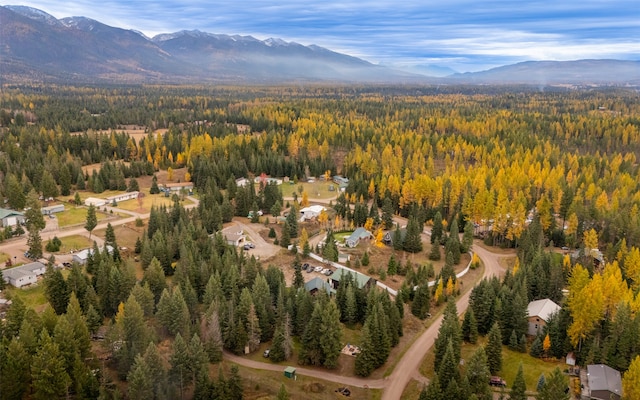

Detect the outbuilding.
xmin=299 ymin=205 xmax=326 ymax=221
xmin=587 ymin=364 xmax=622 ymax=400
xmin=84 ymin=197 xmax=107 ymax=207
xmin=284 ymin=366 xmax=296 ymax=379
xmin=0 ymin=208 xmax=25 ymax=227
xmin=41 ymin=204 xmax=65 ymax=215
xmin=105 ymin=191 xmax=139 ymax=204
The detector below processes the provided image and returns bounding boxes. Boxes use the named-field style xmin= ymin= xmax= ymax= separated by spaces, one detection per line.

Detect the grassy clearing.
xmin=281 ymin=180 xmax=339 ymax=200
xmin=4 ymin=283 xmax=48 ymax=311
xmin=53 ymin=235 xmax=93 ymax=253
xmin=56 ymin=206 xmax=110 ymax=227
xmin=115 ymin=194 xmax=181 ymax=213
xmin=0 ymin=252 xmax=9 ymax=264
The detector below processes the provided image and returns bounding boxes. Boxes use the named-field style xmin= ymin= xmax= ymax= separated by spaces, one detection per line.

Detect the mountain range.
xmin=1 ymin=5 xmax=639 ymax=85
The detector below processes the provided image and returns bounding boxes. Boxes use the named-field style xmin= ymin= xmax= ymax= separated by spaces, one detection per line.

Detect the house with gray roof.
xmin=2 ymin=261 xmax=47 ymax=288
xmin=587 ymin=364 xmax=622 ymax=400
xmin=527 ymin=298 xmax=561 ymax=336
xmin=0 ymin=208 xmax=25 ymax=228
xmin=345 ymin=227 xmax=372 ymax=248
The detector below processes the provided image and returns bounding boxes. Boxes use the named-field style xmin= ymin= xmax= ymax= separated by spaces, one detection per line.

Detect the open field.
xmin=3 ymin=283 xmax=48 ymax=312
xmin=56 ymin=206 xmax=110 ymax=227
xmin=115 ymin=193 xmax=181 ymax=213
xmin=54 ymin=235 xmax=93 ymax=253
xmin=280 ymin=180 xmax=340 ymax=200
xmin=0 ymin=252 xmax=9 ymax=264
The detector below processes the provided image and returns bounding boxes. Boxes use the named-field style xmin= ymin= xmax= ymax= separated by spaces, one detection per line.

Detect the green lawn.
xmin=281 ymin=180 xmax=339 ymax=200
xmin=53 ymin=235 xmax=93 ymax=253
xmin=115 ymin=193 xmax=185 ymax=212
xmin=56 ymin=206 xmax=109 ymax=227
xmin=0 ymin=252 xmax=9 ymax=264
xmin=459 ymin=339 xmax=565 ymax=391
xmin=3 ymin=283 xmax=48 ymax=311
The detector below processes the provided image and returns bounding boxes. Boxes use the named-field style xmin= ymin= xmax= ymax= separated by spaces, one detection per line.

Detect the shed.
xmin=299 ymin=205 xmax=326 ymax=221
xmin=0 ymin=208 xmax=25 ymax=227
xmin=84 ymin=197 xmax=106 ymax=207
xmin=527 ymin=298 xmax=561 ymax=336
xmin=105 ymin=191 xmax=139 ymax=204
xmin=162 ymin=182 xmax=194 ymax=192
xmin=73 ymin=246 xmax=114 ymax=265
xmin=587 ymin=364 xmax=622 ymax=400
xmin=284 ymin=366 xmax=296 ymax=379
xmin=41 ymin=204 xmax=65 ymax=215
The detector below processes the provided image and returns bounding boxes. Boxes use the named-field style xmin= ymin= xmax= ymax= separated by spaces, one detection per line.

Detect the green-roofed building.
xmin=305 ymin=277 xmax=335 ymax=295
xmin=330 ymin=267 xmax=375 ymax=291
xmin=0 ymin=208 xmax=25 ymax=228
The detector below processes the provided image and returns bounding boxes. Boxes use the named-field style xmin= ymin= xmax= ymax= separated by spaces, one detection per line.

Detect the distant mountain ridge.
xmin=1 ymin=5 xmax=638 ymax=85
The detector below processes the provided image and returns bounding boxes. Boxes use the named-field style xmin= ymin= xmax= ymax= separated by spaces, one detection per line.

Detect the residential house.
xmin=345 ymin=227 xmax=372 ymax=248
xmin=332 ymin=175 xmax=349 ymax=191
xmin=299 ymin=205 xmax=326 ymax=221
xmin=73 ymin=246 xmax=114 ymax=265
xmin=253 ymin=176 xmax=283 ymax=186
xmin=235 ymin=177 xmax=251 ymax=187
xmin=2 ymin=261 xmax=47 ymax=288
xmin=587 ymin=364 xmax=622 ymax=400
xmin=105 ymin=191 xmax=139 ymax=204
xmin=41 ymin=204 xmax=65 ymax=215
xmin=162 ymin=182 xmax=194 ymax=192
xmin=0 ymin=208 xmax=25 ymax=227
xmin=527 ymin=298 xmax=561 ymax=336
xmin=330 ymin=267 xmax=375 ymax=291
xmin=305 ymin=277 xmax=335 ymax=295
xmin=84 ymin=197 xmax=107 ymax=207
xmin=219 ymin=225 xmax=246 ymax=247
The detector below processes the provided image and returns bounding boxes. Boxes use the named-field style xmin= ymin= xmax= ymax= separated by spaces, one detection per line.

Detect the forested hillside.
xmin=1 ymin=84 xmax=640 ymax=399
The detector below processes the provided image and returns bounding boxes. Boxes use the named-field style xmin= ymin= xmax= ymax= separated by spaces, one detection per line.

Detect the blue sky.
xmin=9 ymin=0 xmax=640 ymax=72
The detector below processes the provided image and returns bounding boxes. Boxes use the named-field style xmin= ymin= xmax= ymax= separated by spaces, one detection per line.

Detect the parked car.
xmin=314 ymin=266 xmax=323 ymax=272
xmin=302 ymin=263 xmax=310 ymax=270
xmin=243 ymin=243 xmax=255 ymax=250
xmin=489 ymin=376 xmax=507 ymax=387
xmin=324 ymin=269 xmax=334 ymax=276
xmin=306 ymin=267 xmax=314 ymax=273
xmin=263 ymin=349 xmax=270 ymax=358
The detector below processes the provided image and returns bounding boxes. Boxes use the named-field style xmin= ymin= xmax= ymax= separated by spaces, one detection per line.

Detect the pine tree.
xmin=355 ymin=317 xmax=378 ymax=376
xmin=510 ymin=363 xmax=527 ymax=400
xmin=143 ymin=342 xmax=168 ymax=399
xmin=381 ymin=197 xmax=394 ymax=229
xmin=44 ymin=266 xmax=70 ymax=314
xmin=27 ymin=228 xmax=43 ymax=259
xmin=170 ymin=333 xmax=192 ymax=395
xmin=276 ymin=383 xmax=289 ymax=400
xmin=462 ymin=308 xmax=478 ymax=343
xmin=128 ymin=355 xmax=154 ymax=399
xmin=486 ymin=322 xmax=503 ymax=375
xmin=538 ymin=367 xmax=569 ymax=400
xmin=438 ymin=340 xmax=460 ymax=387
xmin=465 ymin=346 xmax=492 ymax=400
xmin=411 ymin=284 xmax=431 ymax=319
xmin=434 ymin=299 xmax=462 ymax=370
xmin=5 ymin=173 xmax=26 ymax=210
xmin=530 ymin=335 xmax=543 ymax=358
xmin=31 ymin=329 xmax=70 ymax=400
xmin=431 ymin=211 xmax=443 ymax=244
xmin=150 ymin=175 xmax=160 ymax=194
xmin=201 ymin=306 xmax=223 ymax=362
xmin=403 ymin=217 xmax=423 ymax=253
xmin=387 ymin=253 xmax=398 ymax=275
xmin=227 ymin=364 xmax=243 ymax=400
xmin=40 ymin=170 xmax=59 ymax=200
xmin=85 ymin=204 xmax=97 ymax=240
xmin=462 ymin=219 xmax=474 ymax=252
xmin=320 ymin=300 xmax=342 ymax=368
xmin=0 ymin=338 xmax=30 ymax=400
xmin=536 ymin=374 xmax=546 ymax=392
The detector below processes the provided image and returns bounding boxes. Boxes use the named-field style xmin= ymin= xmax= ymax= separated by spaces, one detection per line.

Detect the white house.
xmin=299 ymin=205 xmax=326 ymax=221
xmin=84 ymin=197 xmax=107 ymax=207
xmin=2 ymin=261 xmax=47 ymax=288
xmin=0 ymin=208 xmax=25 ymax=227
xmin=235 ymin=177 xmax=251 ymax=187
xmin=73 ymin=246 xmax=114 ymax=264
xmin=219 ymin=226 xmax=246 ymax=247
xmin=162 ymin=182 xmax=194 ymax=192
xmin=105 ymin=191 xmax=139 ymax=203
xmin=527 ymin=298 xmax=561 ymax=336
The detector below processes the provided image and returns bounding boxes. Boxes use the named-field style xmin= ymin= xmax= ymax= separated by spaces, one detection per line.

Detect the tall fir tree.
xmin=465 ymin=346 xmax=492 ymax=400
xmin=486 ymin=322 xmax=503 ymax=375
xmin=510 ymin=363 xmax=527 ymax=400
xmin=85 ymin=204 xmax=97 ymax=240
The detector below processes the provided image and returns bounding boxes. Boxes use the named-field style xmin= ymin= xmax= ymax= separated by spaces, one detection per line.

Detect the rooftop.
xmin=527 ymin=298 xmax=561 ymax=322
xmin=587 ymin=364 xmax=622 ymax=397
xmin=0 ymin=208 xmax=24 ymax=219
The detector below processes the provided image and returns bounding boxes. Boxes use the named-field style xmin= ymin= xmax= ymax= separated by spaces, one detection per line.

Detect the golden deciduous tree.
xmin=583 ymin=228 xmax=599 ymax=251
xmin=623 ymin=356 xmax=640 ymax=400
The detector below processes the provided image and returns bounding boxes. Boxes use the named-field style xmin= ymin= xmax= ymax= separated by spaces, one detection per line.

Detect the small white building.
xmin=162 ymin=182 xmax=194 ymax=192
xmin=84 ymin=197 xmax=107 ymax=207
xmin=105 ymin=191 xmax=139 ymax=204
xmin=2 ymin=261 xmax=47 ymax=288
xmin=235 ymin=177 xmax=251 ymax=187
xmin=219 ymin=226 xmax=246 ymax=247
xmin=527 ymin=298 xmax=561 ymax=336
xmin=299 ymin=205 xmax=326 ymax=221
xmin=73 ymin=245 xmax=114 ymax=264
xmin=253 ymin=176 xmax=283 ymax=186
xmin=0 ymin=208 xmax=25 ymax=227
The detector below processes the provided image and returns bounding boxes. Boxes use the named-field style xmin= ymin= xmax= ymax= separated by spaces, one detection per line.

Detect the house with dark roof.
xmin=304 ymin=277 xmax=335 ymax=295
xmin=345 ymin=227 xmax=372 ymax=248
xmin=527 ymin=298 xmax=561 ymax=336
xmin=330 ymin=267 xmax=375 ymax=291
xmin=587 ymin=364 xmax=622 ymax=400
xmin=0 ymin=208 xmax=25 ymax=227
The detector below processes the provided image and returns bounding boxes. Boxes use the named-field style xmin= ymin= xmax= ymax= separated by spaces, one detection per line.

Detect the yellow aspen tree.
xmin=318 ymin=210 xmax=328 ymax=228
xmin=583 ymin=228 xmax=599 ymax=251
xmin=368 ymin=179 xmax=376 ymax=198
xmin=624 ymin=247 xmax=640 ymax=289
xmin=364 ymin=217 xmax=374 ymax=232
xmin=434 ymin=279 xmax=444 ymax=304
xmin=445 ymin=277 xmax=454 ymax=296
xmin=299 ymin=228 xmax=309 ymax=250
xmin=623 ymin=356 xmax=640 ymax=400
xmin=167 ymin=167 xmax=174 ymax=181
xmin=512 ymin=257 xmax=520 ymax=274
xmin=184 ymin=172 xmax=191 ymax=182
xmin=301 ymin=191 xmax=309 ymax=207
xmin=543 ymin=334 xmax=551 ymax=355
xmin=375 ymin=229 xmax=384 ymax=248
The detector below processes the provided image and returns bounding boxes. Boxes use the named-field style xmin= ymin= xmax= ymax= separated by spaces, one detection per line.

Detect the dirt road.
xmin=381 ymin=240 xmax=507 ymax=400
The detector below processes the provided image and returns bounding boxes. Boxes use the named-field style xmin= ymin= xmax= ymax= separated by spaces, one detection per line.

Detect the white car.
xmin=314 ymin=266 xmax=323 ymax=272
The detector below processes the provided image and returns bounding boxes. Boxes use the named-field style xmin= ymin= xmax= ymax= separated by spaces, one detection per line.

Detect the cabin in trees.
xmin=2 ymin=261 xmax=46 ymax=288
xmin=332 ymin=175 xmax=349 ymax=191
xmin=235 ymin=177 xmax=251 ymax=187
xmin=526 ymin=298 xmax=560 ymax=336
xmin=219 ymin=225 xmax=246 ymax=247
xmin=586 ymin=364 xmax=622 ymax=400
xmin=345 ymin=227 xmax=373 ymax=248
xmin=305 ymin=277 xmax=335 ymax=295
xmin=41 ymin=204 xmax=65 ymax=215
xmin=383 ymin=228 xmax=407 ymax=246
xmin=299 ymin=205 xmax=326 ymax=221
xmin=330 ymin=267 xmax=375 ymax=291
xmin=73 ymin=246 xmax=114 ymax=265
xmin=0 ymin=208 xmax=24 ymax=227
xmin=253 ymin=176 xmax=283 ymax=186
